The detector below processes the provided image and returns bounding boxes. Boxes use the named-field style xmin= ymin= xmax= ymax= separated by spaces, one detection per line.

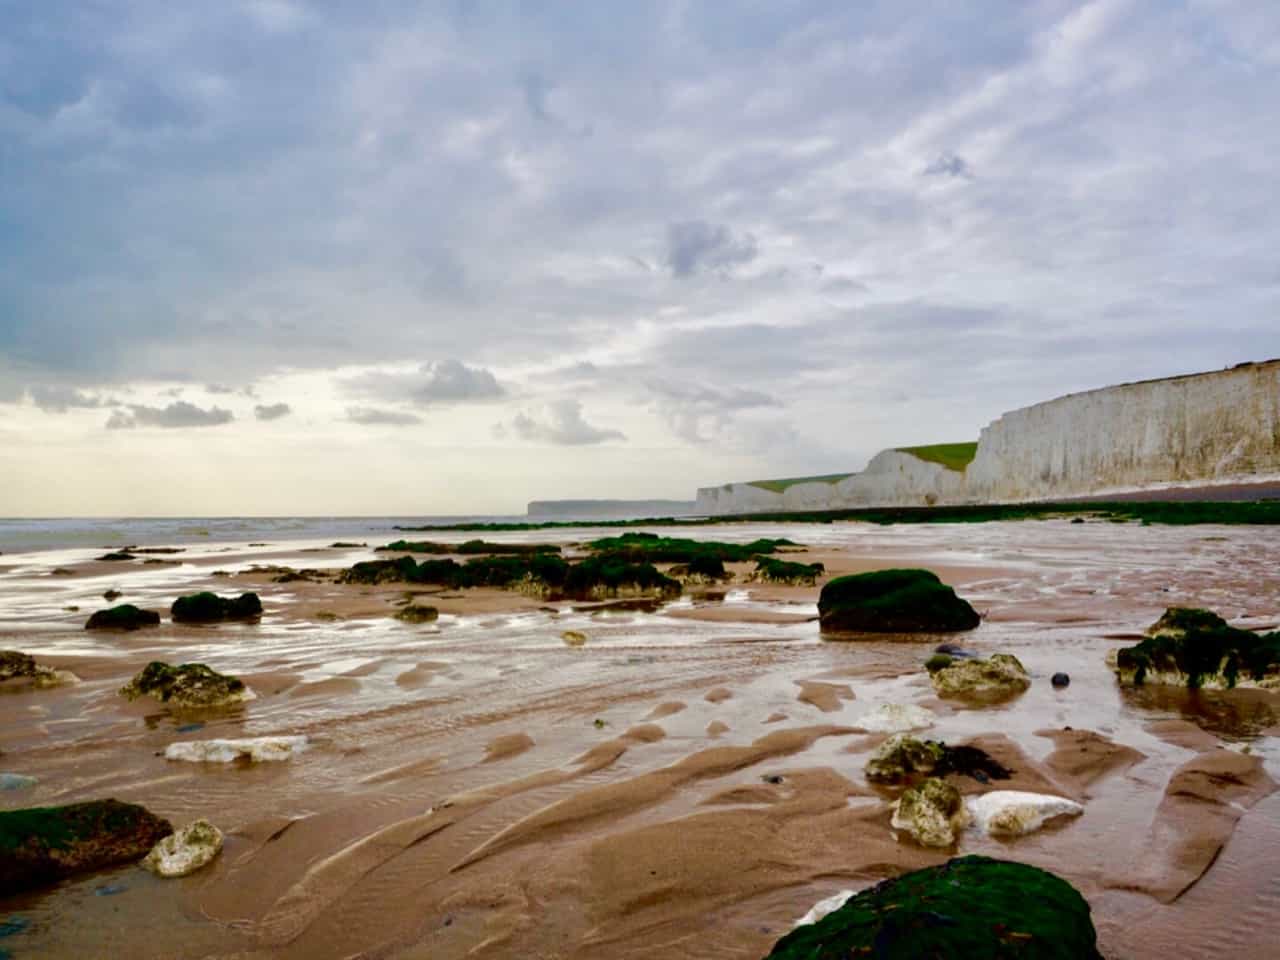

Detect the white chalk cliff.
xmin=695 ymin=360 xmax=1280 ymax=514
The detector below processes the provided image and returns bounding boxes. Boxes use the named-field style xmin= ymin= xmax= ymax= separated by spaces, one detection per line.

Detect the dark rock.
xmin=84 ymin=605 xmax=161 ymax=631
xmin=0 ymin=799 xmax=173 ymax=896
xmin=749 ymin=557 xmax=824 ymax=585
xmin=95 ymin=552 xmax=136 ymax=562
xmin=170 ymin=592 xmax=262 ymax=623
xmin=818 ymin=569 xmax=980 ymax=634
xmin=394 ymin=604 xmax=439 ymax=624
xmin=934 ymin=642 xmax=978 ymax=658
xmin=330 ymin=541 xmax=366 ymax=548
xmin=865 ymin=735 xmax=1012 ymax=785
xmin=103 ymin=589 xmax=122 ymax=601
xmin=0 ymin=651 xmax=72 ymax=689
xmin=765 ymin=855 xmax=1102 ymax=959
xmin=1051 ymin=672 xmax=1071 ymax=688
xmin=120 ymin=661 xmax=249 ymax=708
xmin=1112 ymin=606 xmax=1280 ymax=689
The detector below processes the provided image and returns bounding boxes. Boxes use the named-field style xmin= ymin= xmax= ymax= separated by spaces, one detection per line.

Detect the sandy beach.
xmin=2 ymin=520 xmax=1279 ymax=958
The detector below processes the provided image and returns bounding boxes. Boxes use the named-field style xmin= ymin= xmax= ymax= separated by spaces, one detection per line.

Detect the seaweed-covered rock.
xmin=170 ymin=592 xmax=263 ymax=623
xmin=890 ymin=777 xmax=966 ymax=847
xmin=0 ymin=650 xmax=77 ymax=689
xmin=95 ymin=551 xmax=136 ymax=562
xmin=965 ymin=791 xmax=1083 ymax=837
xmin=670 ymin=554 xmax=729 ymax=584
xmin=866 ymin=735 xmax=1012 ymax=784
xmin=767 ymin=855 xmax=1103 ymax=959
xmin=749 ymin=557 xmax=825 ymax=586
xmin=0 ymin=799 xmax=173 ymax=896
xmin=120 ymin=661 xmax=251 ymax=708
xmin=930 ymin=653 xmax=1030 ymax=701
xmin=561 ymin=557 xmax=681 ymax=602
xmin=585 ymin=533 xmax=798 ymax=564
xmin=1111 ymin=606 xmax=1280 ymax=689
xmin=818 ymin=569 xmax=980 ymax=634
xmin=142 ymin=819 xmax=223 ymax=877
xmin=84 ymin=605 xmax=161 ymax=631
xmin=394 ymin=604 xmax=439 ymax=623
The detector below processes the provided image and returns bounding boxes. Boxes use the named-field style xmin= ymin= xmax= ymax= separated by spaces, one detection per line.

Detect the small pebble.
xmin=1051 ymin=672 xmax=1071 ymax=688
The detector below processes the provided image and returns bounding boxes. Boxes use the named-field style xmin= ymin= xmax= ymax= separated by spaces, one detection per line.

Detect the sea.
xmin=0 ymin=516 xmax=527 ymax=555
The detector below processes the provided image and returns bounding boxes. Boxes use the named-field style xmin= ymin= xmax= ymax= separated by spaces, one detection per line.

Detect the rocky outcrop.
xmin=171 ymin=592 xmax=263 ymax=623
xmin=142 ymin=819 xmax=223 ymax=877
xmin=890 ymin=777 xmax=966 ymax=847
xmin=120 ymin=662 xmax=252 ymax=709
xmin=769 ymin=856 xmax=1103 ymax=959
xmin=929 ymin=653 xmax=1031 ymax=701
xmin=818 ymin=569 xmax=980 ymax=634
xmin=0 ymin=650 xmax=77 ymax=689
xmin=747 ymin=557 xmax=824 ymax=585
xmin=0 ymin=799 xmax=173 ymax=895
xmin=394 ymin=604 xmax=439 ymax=623
xmin=84 ymin=604 xmax=161 ymax=630
xmin=1111 ymin=606 xmax=1280 ymax=689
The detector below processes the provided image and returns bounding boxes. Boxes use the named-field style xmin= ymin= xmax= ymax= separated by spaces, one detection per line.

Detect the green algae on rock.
xmin=1112 ymin=606 xmax=1280 ymax=689
xmin=170 ymin=591 xmax=263 ymax=623
xmin=0 ymin=799 xmax=173 ymax=896
xmin=0 ymin=650 xmax=77 ymax=689
xmin=818 ymin=569 xmax=980 ymax=634
xmin=120 ymin=661 xmax=250 ymax=708
xmin=584 ymin=532 xmax=799 ymax=564
xmin=378 ymin=539 xmax=561 ymax=555
xmin=669 ymin=554 xmax=730 ymax=584
xmin=84 ymin=604 xmax=161 ymax=631
xmin=394 ymin=603 xmax=439 ymax=623
xmin=766 ymin=855 xmax=1103 ymax=959
xmin=748 ymin=557 xmax=825 ymax=585
xmin=930 ymin=653 xmax=1031 ymax=701
xmin=866 ymin=734 xmax=1013 ymax=785
xmin=890 ymin=776 xmax=966 ymax=847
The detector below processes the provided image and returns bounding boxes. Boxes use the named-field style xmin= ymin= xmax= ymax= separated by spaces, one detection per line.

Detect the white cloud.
xmin=505 ymin=399 xmax=625 ymax=445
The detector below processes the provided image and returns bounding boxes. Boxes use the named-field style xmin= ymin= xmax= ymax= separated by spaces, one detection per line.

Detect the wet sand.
xmin=1 ymin=520 xmax=1279 ymax=958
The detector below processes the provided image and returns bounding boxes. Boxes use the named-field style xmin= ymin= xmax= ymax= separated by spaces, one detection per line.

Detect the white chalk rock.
xmin=795 ymin=889 xmax=856 ymax=927
xmin=164 ymin=735 xmax=307 ymax=763
xmin=142 ymin=819 xmax=223 ymax=877
xmin=852 ymin=703 xmax=936 ymax=733
xmin=964 ymin=790 xmax=1083 ymax=837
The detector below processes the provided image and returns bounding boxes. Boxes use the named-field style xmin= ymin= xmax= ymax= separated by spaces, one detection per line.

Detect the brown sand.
xmin=2 ymin=522 xmax=1280 ymax=958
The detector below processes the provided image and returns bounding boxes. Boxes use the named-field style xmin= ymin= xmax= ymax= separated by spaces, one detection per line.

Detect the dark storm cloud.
xmin=105 ymin=401 xmax=234 ymax=429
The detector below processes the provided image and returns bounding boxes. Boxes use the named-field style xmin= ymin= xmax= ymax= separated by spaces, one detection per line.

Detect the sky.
xmin=2 ymin=0 xmax=1278 ymax=516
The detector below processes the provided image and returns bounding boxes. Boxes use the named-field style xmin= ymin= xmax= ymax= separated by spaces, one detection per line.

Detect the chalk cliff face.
xmin=694 ymin=361 xmax=1280 ymax=515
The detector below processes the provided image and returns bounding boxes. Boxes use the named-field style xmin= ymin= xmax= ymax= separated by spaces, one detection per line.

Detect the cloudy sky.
xmin=2 ymin=0 xmax=1277 ymax=516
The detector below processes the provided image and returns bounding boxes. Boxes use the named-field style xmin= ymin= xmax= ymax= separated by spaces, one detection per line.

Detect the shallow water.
xmin=1 ymin=520 xmax=1278 ymax=958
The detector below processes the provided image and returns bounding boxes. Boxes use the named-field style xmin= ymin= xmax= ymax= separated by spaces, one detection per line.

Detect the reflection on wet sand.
xmin=0 ymin=520 xmax=1278 ymax=958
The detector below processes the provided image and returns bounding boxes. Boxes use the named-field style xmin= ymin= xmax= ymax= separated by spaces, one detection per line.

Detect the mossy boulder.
xmin=866 ymin=735 xmax=1013 ymax=785
xmin=560 ymin=556 xmax=681 ymax=601
xmin=890 ymin=777 xmax=966 ymax=847
xmin=0 ymin=650 xmax=77 ymax=689
xmin=120 ymin=661 xmax=250 ymax=708
xmin=818 ymin=569 xmax=980 ymax=634
xmin=765 ymin=855 xmax=1102 ymax=959
xmin=0 ymin=799 xmax=173 ymax=896
xmin=1112 ymin=606 xmax=1280 ymax=689
xmin=84 ymin=605 xmax=161 ymax=631
xmin=670 ymin=553 xmax=730 ymax=584
xmin=170 ymin=592 xmax=263 ymax=623
xmin=394 ymin=604 xmax=439 ymax=624
xmin=749 ymin=557 xmax=825 ymax=586
xmin=930 ymin=653 xmax=1030 ymax=701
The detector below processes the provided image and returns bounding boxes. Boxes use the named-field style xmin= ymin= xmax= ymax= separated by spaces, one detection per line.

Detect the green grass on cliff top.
xmin=746 ymin=473 xmax=853 ymax=493
xmin=895 ymin=441 xmax=979 ymax=471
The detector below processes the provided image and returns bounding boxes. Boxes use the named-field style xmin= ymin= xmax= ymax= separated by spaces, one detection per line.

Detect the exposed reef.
xmin=0 ymin=651 xmax=77 ymax=689
xmin=378 ymin=539 xmax=561 ymax=555
xmin=84 ymin=604 xmax=161 ymax=631
xmin=818 ymin=569 xmax=980 ymax=633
